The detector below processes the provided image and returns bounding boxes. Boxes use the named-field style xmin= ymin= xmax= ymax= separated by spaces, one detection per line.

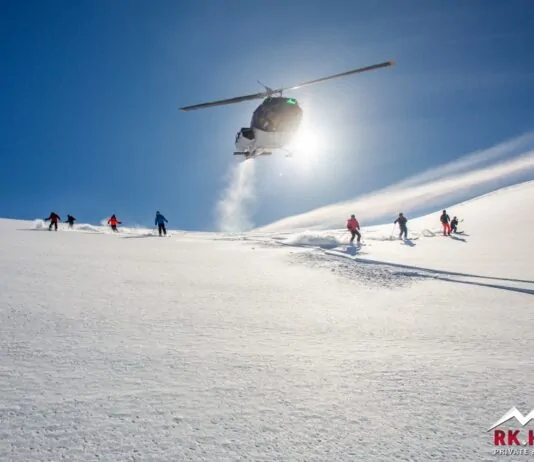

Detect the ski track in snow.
xmin=1 ymin=182 xmax=534 ymax=461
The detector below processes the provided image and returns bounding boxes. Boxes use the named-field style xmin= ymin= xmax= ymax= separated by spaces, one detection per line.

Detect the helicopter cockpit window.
xmin=241 ymin=127 xmax=254 ymax=140
xmin=253 ymin=100 xmax=303 ymax=133
xmin=253 ymin=106 xmax=271 ymax=131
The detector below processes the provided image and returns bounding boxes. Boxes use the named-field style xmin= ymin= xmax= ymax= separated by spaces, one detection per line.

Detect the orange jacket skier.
xmin=107 ymin=214 xmax=121 ymax=232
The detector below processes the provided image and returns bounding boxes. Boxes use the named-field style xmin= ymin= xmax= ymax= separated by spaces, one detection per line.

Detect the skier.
xmin=107 ymin=214 xmax=121 ymax=232
xmin=450 ymin=216 xmax=459 ymax=234
xmin=45 ymin=212 xmax=61 ymax=231
xmin=155 ymin=211 xmax=168 ymax=236
xmin=394 ymin=212 xmax=408 ymax=239
xmin=440 ymin=209 xmax=451 ymax=236
xmin=65 ymin=215 xmax=76 ymax=228
xmin=346 ymin=214 xmax=361 ymax=244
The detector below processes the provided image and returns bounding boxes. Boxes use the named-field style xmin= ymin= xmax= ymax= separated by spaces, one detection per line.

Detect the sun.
xmin=288 ymin=126 xmax=323 ymax=168
xmin=292 ymin=128 xmax=320 ymax=152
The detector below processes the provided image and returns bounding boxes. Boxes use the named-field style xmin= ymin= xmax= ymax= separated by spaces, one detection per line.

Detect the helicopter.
xmin=180 ymin=60 xmax=395 ymax=160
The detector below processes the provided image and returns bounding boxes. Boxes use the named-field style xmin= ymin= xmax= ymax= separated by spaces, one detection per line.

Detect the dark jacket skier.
xmin=394 ymin=213 xmax=408 ymax=239
xmin=155 ymin=211 xmax=168 ymax=236
xmin=65 ymin=215 xmax=76 ymax=228
xmin=440 ymin=210 xmax=451 ymax=236
xmin=450 ymin=216 xmax=459 ymax=233
xmin=45 ymin=212 xmax=61 ymax=231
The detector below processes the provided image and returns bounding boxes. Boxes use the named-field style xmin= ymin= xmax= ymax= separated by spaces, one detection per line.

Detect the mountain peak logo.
xmin=488 ymin=407 xmax=534 ymax=432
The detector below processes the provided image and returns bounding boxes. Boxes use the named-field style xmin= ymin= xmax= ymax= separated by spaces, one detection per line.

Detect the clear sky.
xmin=1 ymin=0 xmax=533 ymax=231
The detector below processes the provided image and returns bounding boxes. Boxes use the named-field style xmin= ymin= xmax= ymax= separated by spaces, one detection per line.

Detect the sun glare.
xmin=289 ymin=126 xmax=323 ymax=169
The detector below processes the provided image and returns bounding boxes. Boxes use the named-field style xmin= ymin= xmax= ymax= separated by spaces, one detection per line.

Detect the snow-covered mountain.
xmin=1 ymin=181 xmax=534 ymax=461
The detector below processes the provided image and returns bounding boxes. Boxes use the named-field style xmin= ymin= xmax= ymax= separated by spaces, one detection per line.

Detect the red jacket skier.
xmin=440 ymin=210 xmax=451 ymax=236
xmin=45 ymin=212 xmax=61 ymax=231
xmin=347 ymin=214 xmax=361 ymax=244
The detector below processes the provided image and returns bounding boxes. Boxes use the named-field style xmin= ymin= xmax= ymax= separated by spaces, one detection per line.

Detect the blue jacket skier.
xmin=155 ymin=211 xmax=168 ymax=236
xmin=65 ymin=214 xmax=76 ymax=228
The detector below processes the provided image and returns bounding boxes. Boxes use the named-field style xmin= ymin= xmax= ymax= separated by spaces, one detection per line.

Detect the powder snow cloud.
xmin=216 ymin=161 xmax=257 ymax=232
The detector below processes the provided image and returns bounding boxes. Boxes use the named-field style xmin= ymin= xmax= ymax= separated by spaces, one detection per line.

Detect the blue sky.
xmin=1 ymin=0 xmax=533 ymax=231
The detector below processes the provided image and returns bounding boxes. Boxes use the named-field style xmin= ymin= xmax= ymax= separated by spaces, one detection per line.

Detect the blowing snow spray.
xmin=216 ymin=161 xmax=257 ymax=232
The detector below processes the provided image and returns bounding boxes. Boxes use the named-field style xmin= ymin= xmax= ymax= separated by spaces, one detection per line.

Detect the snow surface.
xmin=1 ymin=181 xmax=534 ymax=461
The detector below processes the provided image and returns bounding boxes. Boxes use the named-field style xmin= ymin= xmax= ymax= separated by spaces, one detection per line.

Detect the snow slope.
xmin=1 ymin=182 xmax=534 ymax=461
xmin=256 ymin=132 xmax=534 ymax=233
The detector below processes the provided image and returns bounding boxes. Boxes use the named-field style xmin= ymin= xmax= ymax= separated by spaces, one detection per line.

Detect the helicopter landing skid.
xmin=233 ymin=151 xmax=272 ymax=160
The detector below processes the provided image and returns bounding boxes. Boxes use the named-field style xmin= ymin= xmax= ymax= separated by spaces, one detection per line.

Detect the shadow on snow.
xmin=323 ymin=251 xmax=534 ymax=295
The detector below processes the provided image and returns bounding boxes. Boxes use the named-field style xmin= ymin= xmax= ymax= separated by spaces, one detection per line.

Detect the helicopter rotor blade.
xmin=276 ymin=60 xmax=395 ymax=93
xmin=179 ymin=60 xmax=395 ymax=111
xmin=180 ymin=91 xmax=269 ymax=111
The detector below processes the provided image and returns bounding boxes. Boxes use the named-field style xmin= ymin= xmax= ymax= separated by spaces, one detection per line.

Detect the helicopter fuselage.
xmin=179 ymin=60 xmax=395 ymax=160
xmin=234 ymin=96 xmax=303 ymax=159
